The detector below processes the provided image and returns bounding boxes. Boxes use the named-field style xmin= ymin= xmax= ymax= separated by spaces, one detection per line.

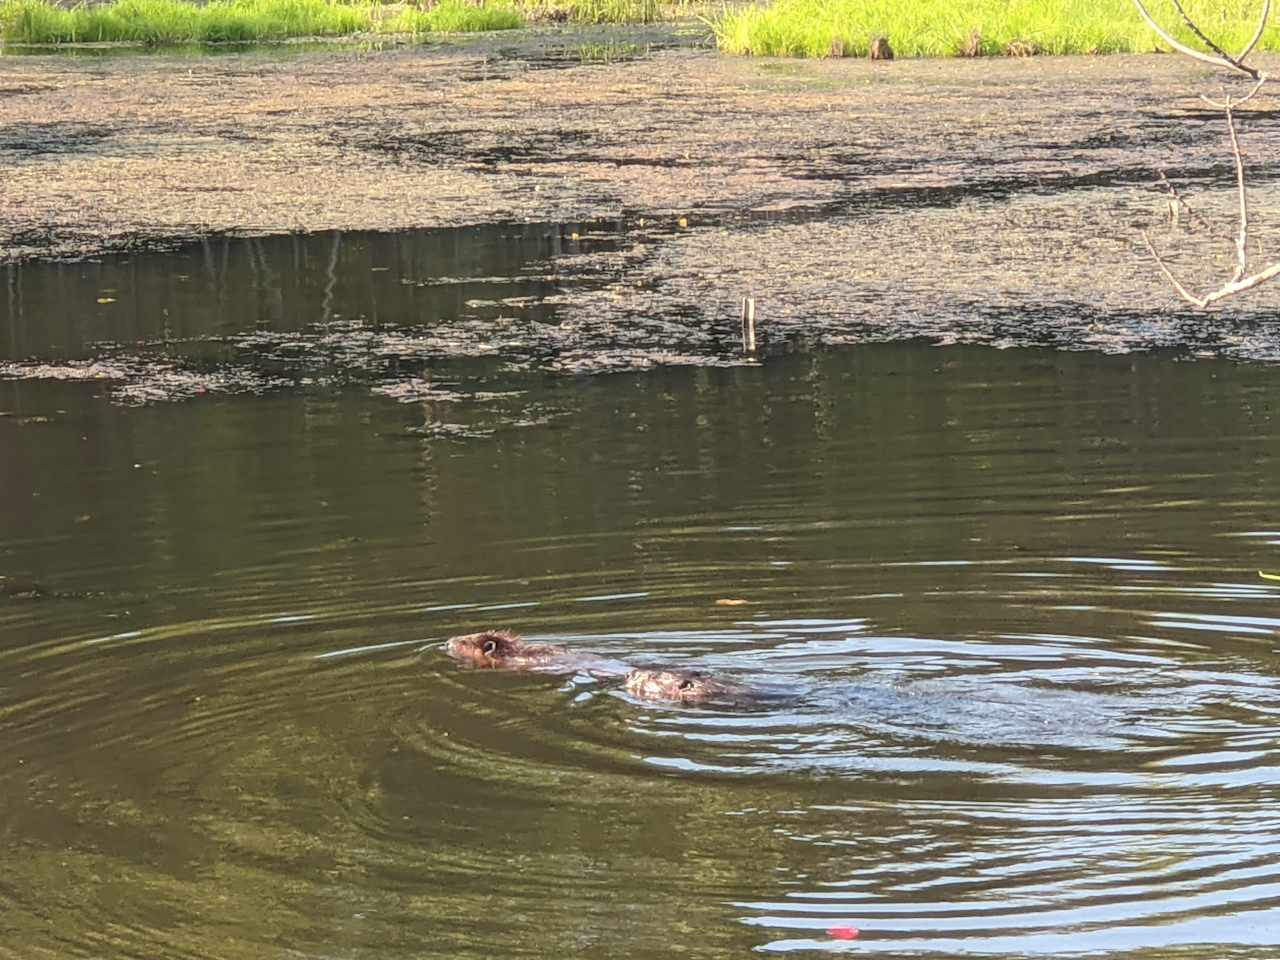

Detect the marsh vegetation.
xmin=390 ymin=0 xmax=522 ymax=36
xmin=713 ymin=0 xmax=1280 ymax=58
xmin=4 ymin=0 xmax=1274 ymax=56
xmin=0 ymin=0 xmax=371 ymax=42
xmin=0 ymin=0 xmax=663 ymax=44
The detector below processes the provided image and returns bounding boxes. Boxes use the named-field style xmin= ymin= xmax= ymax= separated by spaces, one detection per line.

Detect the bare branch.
xmin=1142 ymin=231 xmax=1280 ymax=308
xmin=1225 ymin=101 xmax=1250 ymax=282
xmin=1130 ymin=0 xmax=1261 ymax=78
xmin=1238 ymin=0 xmax=1273 ymax=62
xmin=1170 ymin=0 xmax=1239 ymax=66
xmin=1201 ymin=262 xmax=1280 ymax=304
xmin=1131 ymin=0 xmax=1279 ymax=307
xmin=1141 ymin=230 xmax=1212 ymax=307
xmin=1202 ymin=75 xmax=1268 ymax=110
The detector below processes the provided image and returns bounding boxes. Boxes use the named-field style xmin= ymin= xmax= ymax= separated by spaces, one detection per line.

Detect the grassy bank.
xmin=0 ymin=0 xmax=664 ymax=43
xmin=390 ymin=0 xmax=521 ymax=35
xmin=0 ymin=0 xmax=375 ymax=42
xmin=713 ymin=0 xmax=1280 ymax=58
xmin=396 ymin=0 xmax=660 ymax=33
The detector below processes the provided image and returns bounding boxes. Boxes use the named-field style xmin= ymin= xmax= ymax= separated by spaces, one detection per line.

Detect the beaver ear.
xmin=482 ymin=638 xmax=498 ymax=655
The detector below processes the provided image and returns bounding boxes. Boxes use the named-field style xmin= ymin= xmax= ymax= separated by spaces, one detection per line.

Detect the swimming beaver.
xmin=444 ymin=630 xmax=740 ymax=699
xmin=445 ymin=629 xmax=634 ymax=678
xmin=623 ymin=668 xmax=746 ymax=704
xmin=445 ymin=630 xmax=570 ymax=670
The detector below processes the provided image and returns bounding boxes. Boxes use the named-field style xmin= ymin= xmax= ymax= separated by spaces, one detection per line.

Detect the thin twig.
xmin=1202 ymin=74 xmax=1268 ymax=110
xmin=1131 ymin=0 xmax=1260 ymax=78
xmin=1200 ymin=261 xmax=1280 ymax=304
xmin=1130 ymin=0 xmax=1279 ymax=307
xmin=1141 ymin=230 xmax=1209 ymax=306
xmin=1225 ymin=99 xmax=1250 ymax=282
xmin=1142 ymin=232 xmax=1280 ymax=308
xmin=1170 ymin=0 xmax=1239 ymax=67
xmin=1237 ymin=0 xmax=1273 ymax=62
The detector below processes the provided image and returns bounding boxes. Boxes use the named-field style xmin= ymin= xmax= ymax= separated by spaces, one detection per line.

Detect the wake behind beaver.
xmin=442 ymin=630 xmax=1174 ymax=750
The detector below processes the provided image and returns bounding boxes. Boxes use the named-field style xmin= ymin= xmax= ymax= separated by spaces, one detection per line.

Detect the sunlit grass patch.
xmin=711 ymin=0 xmax=1280 ymax=59
xmin=389 ymin=0 xmax=523 ymax=34
xmin=0 ymin=0 xmax=685 ymax=44
xmin=0 ymin=0 xmax=374 ymax=43
xmin=0 ymin=0 xmax=67 ymax=41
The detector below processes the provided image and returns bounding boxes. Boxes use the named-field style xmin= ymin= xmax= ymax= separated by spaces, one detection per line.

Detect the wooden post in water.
xmin=740 ymin=296 xmax=757 ymax=354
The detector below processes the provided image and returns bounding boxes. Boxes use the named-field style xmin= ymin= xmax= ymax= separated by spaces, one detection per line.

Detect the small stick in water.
xmin=740 ymin=296 xmax=757 ymax=354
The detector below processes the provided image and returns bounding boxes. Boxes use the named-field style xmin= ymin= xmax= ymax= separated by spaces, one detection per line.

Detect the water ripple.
xmin=5 ymin=345 xmax=1280 ymax=957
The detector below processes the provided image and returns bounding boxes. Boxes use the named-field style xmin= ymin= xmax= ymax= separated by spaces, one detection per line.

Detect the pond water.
xmin=3 ymin=227 xmax=1280 ymax=958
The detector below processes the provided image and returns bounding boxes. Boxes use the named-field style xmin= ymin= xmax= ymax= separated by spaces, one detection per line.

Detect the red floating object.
xmin=827 ymin=927 xmax=860 ymax=940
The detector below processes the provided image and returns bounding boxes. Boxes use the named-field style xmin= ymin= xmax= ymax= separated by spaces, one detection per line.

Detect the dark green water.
xmin=3 ymin=230 xmax=1280 ymax=958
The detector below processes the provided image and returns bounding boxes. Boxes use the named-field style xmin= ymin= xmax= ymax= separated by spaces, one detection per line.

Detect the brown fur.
xmin=869 ymin=36 xmax=894 ymax=61
xmin=445 ymin=630 xmax=568 ymax=669
xmin=623 ymin=668 xmax=743 ymax=704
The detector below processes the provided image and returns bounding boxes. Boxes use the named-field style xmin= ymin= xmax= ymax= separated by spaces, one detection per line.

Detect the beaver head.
xmin=623 ymin=668 xmax=738 ymax=704
xmin=445 ymin=630 xmax=566 ymax=669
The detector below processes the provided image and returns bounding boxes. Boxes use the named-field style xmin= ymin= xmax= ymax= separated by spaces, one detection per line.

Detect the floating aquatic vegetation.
xmin=0 ymin=357 xmax=290 ymax=404
xmin=369 ymin=379 xmax=524 ymax=403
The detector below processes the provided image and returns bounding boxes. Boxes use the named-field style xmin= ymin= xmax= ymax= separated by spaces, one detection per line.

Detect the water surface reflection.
xmin=2 ymin=345 xmax=1280 ymax=957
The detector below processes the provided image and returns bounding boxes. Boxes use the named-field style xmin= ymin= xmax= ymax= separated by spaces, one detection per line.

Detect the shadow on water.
xmin=2 ymin=220 xmax=624 ymax=353
xmin=8 ymin=204 xmax=1280 ymax=405
xmin=1 ymin=219 xmax=666 ymax=402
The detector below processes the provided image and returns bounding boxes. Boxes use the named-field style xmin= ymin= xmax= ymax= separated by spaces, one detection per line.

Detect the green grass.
xmin=0 ymin=0 xmax=669 ymax=43
xmin=0 ymin=0 xmax=539 ymax=43
xmin=712 ymin=0 xmax=1280 ymax=58
xmin=0 ymin=0 xmax=373 ymax=42
xmin=388 ymin=0 xmax=523 ymax=34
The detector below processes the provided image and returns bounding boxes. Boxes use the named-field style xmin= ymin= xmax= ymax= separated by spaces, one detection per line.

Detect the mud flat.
xmin=2 ymin=35 xmax=1279 ymax=370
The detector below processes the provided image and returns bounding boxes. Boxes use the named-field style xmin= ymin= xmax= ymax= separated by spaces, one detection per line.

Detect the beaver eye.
xmin=482 ymin=639 xmax=497 ymax=655
xmin=679 ymin=679 xmax=694 ymax=690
